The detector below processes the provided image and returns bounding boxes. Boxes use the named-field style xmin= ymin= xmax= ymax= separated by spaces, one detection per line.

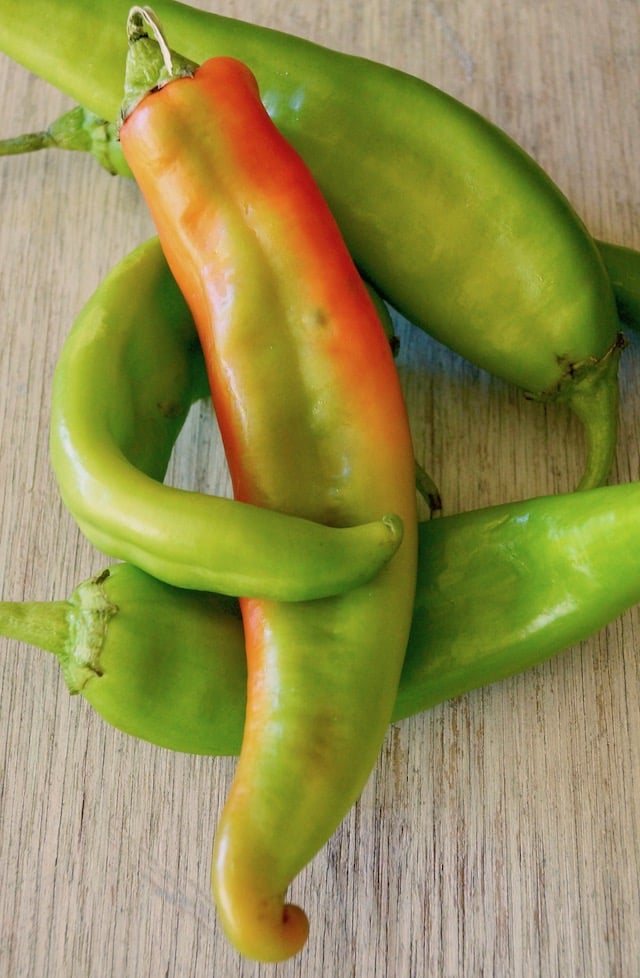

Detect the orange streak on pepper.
xmin=120 ymin=47 xmax=417 ymax=963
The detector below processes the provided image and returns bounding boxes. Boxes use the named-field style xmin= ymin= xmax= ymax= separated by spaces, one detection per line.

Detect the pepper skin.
xmin=49 ymin=240 xmax=403 ymax=602
xmin=118 ymin=11 xmax=418 ymax=961
xmin=3 ymin=471 xmax=640 ymax=756
xmin=0 ymin=0 xmax=624 ymax=489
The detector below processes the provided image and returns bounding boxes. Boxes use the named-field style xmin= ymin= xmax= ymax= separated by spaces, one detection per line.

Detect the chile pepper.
xmin=0 ymin=563 xmax=247 ymax=754
xmin=0 ymin=0 xmax=624 ymax=489
xmin=49 ymin=239 xmax=403 ymax=602
xmin=3 ymin=468 xmax=639 ymax=755
xmin=11 ymin=229 xmax=631 ymax=753
xmin=117 ymin=8 xmax=418 ymax=960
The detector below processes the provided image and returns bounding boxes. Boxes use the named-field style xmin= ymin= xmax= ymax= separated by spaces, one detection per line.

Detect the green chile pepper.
xmin=0 ymin=564 xmax=247 ymax=754
xmin=50 ymin=238 xmax=403 ymax=602
xmin=3 ymin=477 xmax=639 ymax=755
xmin=0 ymin=0 xmax=624 ymax=489
xmin=1 ymin=105 xmax=636 ymax=369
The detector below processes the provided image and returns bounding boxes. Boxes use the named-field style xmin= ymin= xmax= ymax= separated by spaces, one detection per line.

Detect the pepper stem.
xmin=128 ymin=6 xmax=175 ymax=75
xmin=120 ymin=6 xmax=199 ymax=124
xmin=0 ymin=131 xmax=56 ymax=155
xmin=415 ymin=460 xmax=442 ymax=514
xmin=0 ymin=105 xmax=132 ymax=176
xmin=563 ymin=332 xmax=626 ymax=490
xmin=0 ymin=600 xmax=69 ymax=656
xmin=0 ymin=572 xmax=118 ymax=695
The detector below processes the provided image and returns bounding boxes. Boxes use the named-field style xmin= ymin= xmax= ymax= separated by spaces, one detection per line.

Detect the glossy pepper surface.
xmin=49 ymin=240 xmax=402 ymax=601
xmin=118 ymin=10 xmax=418 ymax=962
xmin=0 ymin=0 xmax=624 ymax=489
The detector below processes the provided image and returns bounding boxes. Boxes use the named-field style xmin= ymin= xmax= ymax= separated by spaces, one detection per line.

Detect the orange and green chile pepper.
xmin=0 ymin=0 xmax=625 ymax=489
xmin=117 ymin=8 xmax=418 ymax=962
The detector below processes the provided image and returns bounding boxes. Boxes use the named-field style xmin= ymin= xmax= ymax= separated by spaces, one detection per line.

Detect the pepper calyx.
xmin=60 ymin=570 xmax=119 ymax=693
xmin=527 ymin=332 xmax=626 ymax=490
xmin=119 ymin=6 xmax=198 ymax=126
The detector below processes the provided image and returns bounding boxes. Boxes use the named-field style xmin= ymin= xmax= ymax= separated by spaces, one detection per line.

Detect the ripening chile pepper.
xmin=117 ymin=9 xmax=418 ymax=962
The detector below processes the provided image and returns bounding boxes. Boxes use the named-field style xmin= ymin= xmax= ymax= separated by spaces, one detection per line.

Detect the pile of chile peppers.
xmin=4 ymin=239 xmax=640 ymax=756
xmin=0 ymin=0 xmax=626 ymax=490
xmin=2 ymin=0 xmax=640 ymax=965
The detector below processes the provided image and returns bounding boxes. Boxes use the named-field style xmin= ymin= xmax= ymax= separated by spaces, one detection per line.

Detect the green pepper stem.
xmin=120 ymin=5 xmax=198 ymax=124
xmin=415 ymin=459 xmax=442 ymax=514
xmin=0 ymin=105 xmax=133 ymax=176
xmin=0 ymin=573 xmax=118 ymax=694
xmin=0 ymin=599 xmax=69 ymax=656
xmin=0 ymin=131 xmax=57 ymax=155
xmin=565 ymin=333 xmax=626 ymax=490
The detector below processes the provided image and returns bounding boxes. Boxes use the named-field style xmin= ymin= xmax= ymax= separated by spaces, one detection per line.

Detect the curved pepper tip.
xmin=212 ymin=812 xmax=311 ymax=961
xmin=213 ymin=879 xmax=310 ymax=962
xmin=224 ymin=901 xmax=309 ymax=963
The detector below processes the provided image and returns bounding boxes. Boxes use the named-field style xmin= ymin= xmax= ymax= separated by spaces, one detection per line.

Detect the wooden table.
xmin=1 ymin=1 xmax=639 ymax=975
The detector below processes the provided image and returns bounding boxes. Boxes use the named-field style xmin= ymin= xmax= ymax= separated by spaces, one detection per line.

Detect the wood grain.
xmin=1 ymin=1 xmax=639 ymax=975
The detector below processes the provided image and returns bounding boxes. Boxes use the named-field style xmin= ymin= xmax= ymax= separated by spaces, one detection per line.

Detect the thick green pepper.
xmin=3 ymin=473 xmax=639 ymax=755
xmin=0 ymin=0 xmax=624 ymax=489
xmin=1 ymin=106 xmax=636 ymax=370
xmin=49 ymin=238 xmax=403 ymax=602
xmin=0 ymin=564 xmax=247 ymax=754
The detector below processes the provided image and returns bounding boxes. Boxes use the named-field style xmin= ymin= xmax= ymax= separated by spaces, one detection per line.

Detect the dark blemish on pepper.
xmin=157 ymin=399 xmax=183 ymax=418
xmin=310 ymin=307 xmax=329 ymax=327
